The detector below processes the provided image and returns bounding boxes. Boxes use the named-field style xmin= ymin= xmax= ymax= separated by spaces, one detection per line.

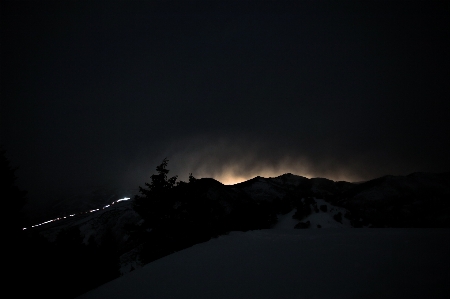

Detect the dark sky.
xmin=1 ymin=1 xmax=449 ymax=205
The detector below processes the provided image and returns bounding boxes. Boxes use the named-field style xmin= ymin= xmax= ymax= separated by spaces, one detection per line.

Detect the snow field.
xmin=77 ymin=229 xmax=450 ymax=299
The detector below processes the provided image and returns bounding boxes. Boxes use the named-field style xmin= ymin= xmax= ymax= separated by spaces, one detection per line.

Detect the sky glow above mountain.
xmin=1 ymin=1 xmax=449 ymax=206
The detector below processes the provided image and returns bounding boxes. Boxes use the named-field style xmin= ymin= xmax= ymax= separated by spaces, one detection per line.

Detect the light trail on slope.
xmin=22 ymin=197 xmax=131 ymax=230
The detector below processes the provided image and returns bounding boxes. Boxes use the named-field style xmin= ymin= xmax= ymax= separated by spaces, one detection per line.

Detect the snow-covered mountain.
xmin=28 ymin=171 xmax=450 ymax=260
xmin=333 ymin=172 xmax=450 ymax=227
xmin=22 ymin=171 xmax=450 ymax=298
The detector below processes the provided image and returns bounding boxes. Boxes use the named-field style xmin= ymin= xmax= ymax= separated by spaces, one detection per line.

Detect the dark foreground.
xmin=78 ymin=229 xmax=450 ymax=299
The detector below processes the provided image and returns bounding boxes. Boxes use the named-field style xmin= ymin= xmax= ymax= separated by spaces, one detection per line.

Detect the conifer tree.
xmin=1 ymin=149 xmax=27 ymax=234
xmin=133 ymin=158 xmax=178 ymax=227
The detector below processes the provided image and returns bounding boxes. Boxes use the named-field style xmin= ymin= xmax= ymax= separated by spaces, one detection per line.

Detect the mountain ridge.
xmin=26 ymin=171 xmax=450 ymax=230
xmin=19 ymin=170 xmax=450 ymax=298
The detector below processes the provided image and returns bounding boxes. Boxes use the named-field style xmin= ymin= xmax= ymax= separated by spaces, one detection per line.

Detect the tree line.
xmin=131 ymin=158 xmax=278 ymax=264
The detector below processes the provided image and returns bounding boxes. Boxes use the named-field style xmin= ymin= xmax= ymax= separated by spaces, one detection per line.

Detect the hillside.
xmin=20 ymin=171 xmax=450 ymax=298
xmin=77 ymin=228 xmax=450 ymax=299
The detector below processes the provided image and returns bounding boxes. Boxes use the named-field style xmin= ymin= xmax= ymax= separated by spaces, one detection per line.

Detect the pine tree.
xmin=188 ymin=173 xmax=197 ymax=183
xmin=1 ymin=149 xmax=27 ymax=234
xmin=133 ymin=158 xmax=178 ymax=227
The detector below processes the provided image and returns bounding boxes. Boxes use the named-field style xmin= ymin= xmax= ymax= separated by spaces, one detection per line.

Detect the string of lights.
xmin=22 ymin=197 xmax=131 ymax=230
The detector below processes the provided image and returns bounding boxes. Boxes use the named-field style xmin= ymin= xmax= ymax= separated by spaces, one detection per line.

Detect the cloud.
xmin=161 ymin=134 xmax=366 ymax=184
xmin=115 ymin=129 xmax=432 ymax=192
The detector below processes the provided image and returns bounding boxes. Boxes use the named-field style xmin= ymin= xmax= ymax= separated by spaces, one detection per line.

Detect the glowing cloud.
xmin=161 ymin=135 xmax=364 ymax=184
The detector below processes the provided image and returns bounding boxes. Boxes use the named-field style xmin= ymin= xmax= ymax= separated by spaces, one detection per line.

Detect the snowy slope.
xmin=274 ymin=198 xmax=353 ymax=229
xmin=273 ymin=209 xmax=298 ymax=229
xmin=77 ymin=229 xmax=450 ymax=299
xmin=28 ymin=198 xmax=144 ymax=275
xmin=22 ymin=171 xmax=450 ymax=298
xmin=301 ymin=198 xmax=353 ymax=228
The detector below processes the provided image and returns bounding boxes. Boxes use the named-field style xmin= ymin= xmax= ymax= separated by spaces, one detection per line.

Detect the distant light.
xmin=116 ymin=197 xmax=130 ymax=203
xmin=22 ymin=196 xmax=132 ymax=230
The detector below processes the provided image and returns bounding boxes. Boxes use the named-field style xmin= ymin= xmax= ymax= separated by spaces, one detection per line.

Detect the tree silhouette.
xmin=1 ymin=148 xmax=27 ymax=234
xmin=188 ymin=172 xmax=197 ymax=183
xmin=133 ymin=158 xmax=178 ymax=227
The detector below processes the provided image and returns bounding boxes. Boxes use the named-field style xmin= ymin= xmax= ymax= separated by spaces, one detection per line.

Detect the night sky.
xmin=1 ymin=1 xmax=449 ymax=207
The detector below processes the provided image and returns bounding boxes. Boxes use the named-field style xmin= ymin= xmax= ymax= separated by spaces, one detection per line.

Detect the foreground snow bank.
xmin=78 ymin=229 xmax=450 ymax=299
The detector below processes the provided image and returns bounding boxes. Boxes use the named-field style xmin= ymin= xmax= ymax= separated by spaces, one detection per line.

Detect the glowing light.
xmin=22 ymin=196 xmax=133 ymax=230
xmin=116 ymin=197 xmax=130 ymax=202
